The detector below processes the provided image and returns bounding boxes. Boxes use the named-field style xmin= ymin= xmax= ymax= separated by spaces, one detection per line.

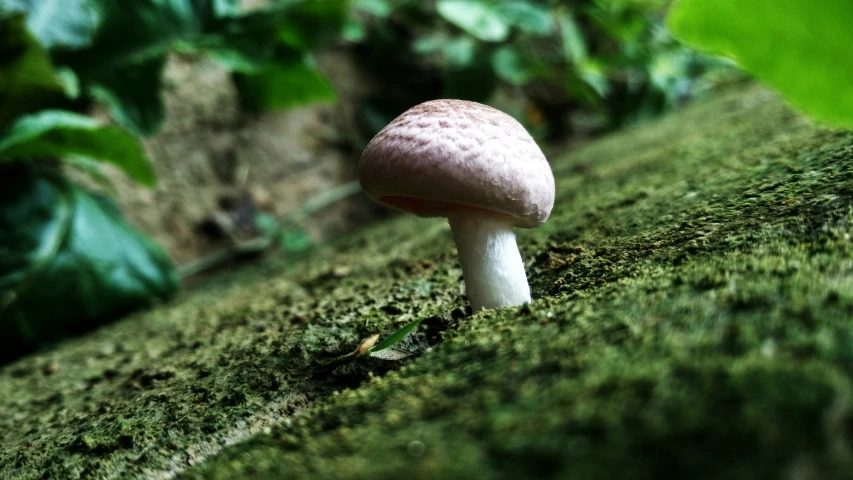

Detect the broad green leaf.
xmin=436 ymin=0 xmax=509 ymax=42
xmin=0 ymin=0 xmax=101 ymax=49
xmin=667 ymin=0 xmax=853 ymax=126
xmin=368 ymin=316 xmax=425 ymax=354
xmin=0 ymin=110 xmax=154 ymax=186
xmin=236 ymin=55 xmax=337 ymax=112
xmin=494 ymin=1 xmax=553 ymax=36
xmin=0 ymin=15 xmax=66 ymax=128
xmin=0 ymin=162 xmax=178 ymax=362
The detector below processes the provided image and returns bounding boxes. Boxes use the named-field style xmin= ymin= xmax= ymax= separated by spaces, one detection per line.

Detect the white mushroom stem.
xmin=447 ymin=214 xmax=532 ymax=311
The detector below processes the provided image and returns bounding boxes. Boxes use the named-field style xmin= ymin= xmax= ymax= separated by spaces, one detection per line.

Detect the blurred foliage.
xmin=344 ymin=0 xmax=737 ymax=139
xmin=0 ymin=162 xmax=178 ymax=363
xmin=0 ymin=0 xmax=762 ymax=358
xmin=0 ymin=110 xmax=154 ymax=185
xmin=1 ymin=0 xmax=344 ymax=135
xmin=0 ymin=0 xmax=347 ymax=359
xmin=668 ymin=0 xmax=853 ymax=127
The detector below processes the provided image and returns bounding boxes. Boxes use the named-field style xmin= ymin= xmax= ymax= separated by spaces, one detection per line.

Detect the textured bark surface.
xmin=2 ymin=85 xmax=852 ymax=479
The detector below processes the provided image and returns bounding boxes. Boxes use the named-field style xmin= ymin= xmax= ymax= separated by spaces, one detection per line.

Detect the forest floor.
xmin=2 ymin=85 xmax=852 ymax=479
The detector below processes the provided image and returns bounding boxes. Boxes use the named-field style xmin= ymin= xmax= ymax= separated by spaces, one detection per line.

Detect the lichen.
xmin=2 ymin=85 xmax=852 ymax=479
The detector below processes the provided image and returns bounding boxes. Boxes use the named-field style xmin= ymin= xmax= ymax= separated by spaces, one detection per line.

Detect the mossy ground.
xmin=2 ymin=86 xmax=853 ymax=479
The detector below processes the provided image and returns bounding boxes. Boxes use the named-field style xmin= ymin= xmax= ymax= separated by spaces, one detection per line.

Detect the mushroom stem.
xmin=448 ymin=214 xmax=532 ymax=311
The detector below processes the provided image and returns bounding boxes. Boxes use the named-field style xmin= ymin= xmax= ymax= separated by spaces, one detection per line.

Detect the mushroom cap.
xmin=359 ymin=99 xmax=555 ymax=228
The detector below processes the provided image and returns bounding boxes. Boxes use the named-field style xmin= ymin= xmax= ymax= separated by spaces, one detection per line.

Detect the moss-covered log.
xmin=2 ymin=86 xmax=852 ymax=479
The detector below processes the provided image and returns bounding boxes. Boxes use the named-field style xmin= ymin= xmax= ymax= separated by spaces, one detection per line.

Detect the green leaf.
xmin=352 ymin=0 xmax=390 ymax=17
xmin=0 ymin=15 xmax=66 ymax=128
xmin=556 ymin=9 xmax=587 ymax=63
xmin=236 ymin=55 xmax=337 ymax=112
xmin=0 ymin=162 xmax=178 ymax=362
xmin=411 ymin=34 xmax=449 ymax=55
xmin=0 ymin=0 xmax=101 ymax=49
xmin=280 ymin=229 xmax=312 ymax=252
xmin=52 ymin=0 xmax=281 ymax=134
xmin=442 ymin=36 xmax=476 ymax=66
xmin=277 ymin=0 xmax=349 ymax=51
xmin=342 ymin=18 xmax=366 ymax=43
xmin=87 ymin=57 xmax=166 ymax=137
xmin=0 ymin=110 xmax=155 ymax=186
xmin=368 ymin=316 xmax=425 ymax=354
xmin=494 ymin=1 xmax=553 ymax=36
xmin=667 ymin=0 xmax=853 ymax=126
xmin=491 ymin=46 xmax=537 ymax=86
xmin=570 ymin=58 xmax=610 ymax=101
xmin=63 ymin=156 xmax=118 ymax=195
xmin=436 ymin=0 xmax=510 ymax=42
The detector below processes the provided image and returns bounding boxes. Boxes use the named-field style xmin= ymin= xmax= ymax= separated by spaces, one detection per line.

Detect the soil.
xmin=2 ymin=85 xmax=852 ymax=479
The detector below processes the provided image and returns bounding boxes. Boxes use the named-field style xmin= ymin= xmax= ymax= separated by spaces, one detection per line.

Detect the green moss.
xmin=2 ymin=86 xmax=853 ymax=479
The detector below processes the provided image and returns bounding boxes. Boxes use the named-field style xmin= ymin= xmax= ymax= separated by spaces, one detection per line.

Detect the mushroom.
xmin=359 ymin=99 xmax=555 ymax=311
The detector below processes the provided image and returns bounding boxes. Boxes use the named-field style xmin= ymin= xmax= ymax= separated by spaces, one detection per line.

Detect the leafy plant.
xmin=0 ymin=0 xmax=349 ymax=360
xmin=667 ymin=0 xmax=853 ymax=126
xmin=0 ymin=162 xmax=178 ymax=362
xmin=346 ymin=0 xmax=734 ymax=138
xmin=368 ymin=316 xmax=425 ymax=356
xmin=2 ymin=0 xmax=345 ymax=135
xmin=0 ymin=110 xmax=154 ymax=186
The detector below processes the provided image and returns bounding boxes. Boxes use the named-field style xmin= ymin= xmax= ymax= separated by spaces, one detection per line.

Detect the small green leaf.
xmin=276 ymin=0 xmax=349 ymax=51
xmin=436 ymin=0 xmax=509 ymax=42
xmin=442 ymin=36 xmax=476 ymax=66
xmin=0 ymin=0 xmax=101 ymax=49
xmin=236 ymin=55 xmax=337 ymax=112
xmin=0 ymin=162 xmax=178 ymax=362
xmin=253 ymin=212 xmax=280 ymax=239
xmin=569 ymin=59 xmax=609 ymax=101
xmin=368 ymin=317 xmax=425 ymax=354
xmin=412 ymin=34 xmax=450 ymax=55
xmin=494 ymin=1 xmax=553 ymax=36
xmin=0 ymin=110 xmax=155 ymax=186
xmin=55 ymin=67 xmax=80 ymax=98
xmin=88 ymin=57 xmax=166 ymax=137
xmin=556 ymin=9 xmax=587 ymax=63
xmin=491 ymin=46 xmax=537 ymax=86
xmin=0 ymin=15 xmax=67 ymax=128
xmin=352 ymin=0 xmax=390 ymax=17
xmin=667 ymin=0 xmax=853 ymax=126
xmin=63 ymin=156 xmax=118 ymax=195
xmin=342 ymin=18 xmax=366 ymax=43
xmin=280 ymin=229 xmax=312 ymax=252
